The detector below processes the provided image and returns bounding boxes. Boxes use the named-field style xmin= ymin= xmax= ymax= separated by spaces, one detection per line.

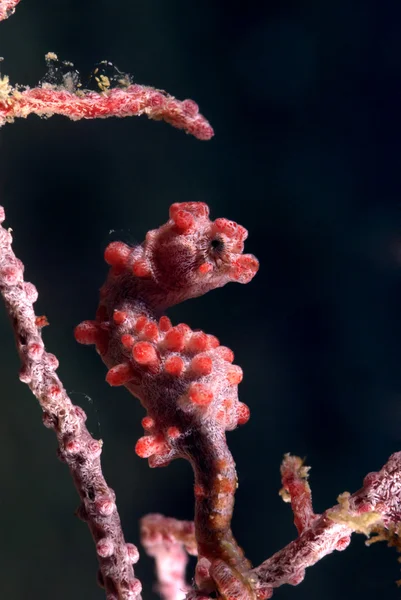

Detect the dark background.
xmin=1 ymin=0 xmax=401 ymax=598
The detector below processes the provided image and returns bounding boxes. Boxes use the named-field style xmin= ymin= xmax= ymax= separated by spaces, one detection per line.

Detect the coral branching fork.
xmin=2 ymin=3 xmax=401 ymax=600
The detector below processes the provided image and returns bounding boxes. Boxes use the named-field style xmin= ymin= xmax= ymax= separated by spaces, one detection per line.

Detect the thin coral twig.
xmin=0 ymin=206 xmax=141 ymax=600
xmin=279 ymin=454 xmax=315 ymax=535
xmin=0 ymin=75 xmax=214 ymax=140
xmin=0 ymin=0 xmax=21 ymax=21
xmin=141 ymin=514 xmax=197 ymax=600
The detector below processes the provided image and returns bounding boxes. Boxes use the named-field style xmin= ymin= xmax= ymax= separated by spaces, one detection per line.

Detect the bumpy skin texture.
xmin=75 ymin=202 xmax=259 ymax=600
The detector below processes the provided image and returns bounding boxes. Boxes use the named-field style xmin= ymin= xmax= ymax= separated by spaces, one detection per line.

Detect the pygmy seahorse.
xmin=75 ymin=201 xmax=259 ymax=600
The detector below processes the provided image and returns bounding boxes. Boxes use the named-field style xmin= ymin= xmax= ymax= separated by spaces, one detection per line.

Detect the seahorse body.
xmin=75 ymin=201 xmax=259 ymax=599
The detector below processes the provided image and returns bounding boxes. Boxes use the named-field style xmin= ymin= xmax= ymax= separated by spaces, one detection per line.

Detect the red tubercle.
xmin=121 ymin=334 xmax=135 ymax=349
xmin=172 ymin=209 xmax=195 ymax=233
xmin=75 ymin=321 xmax=99 ymax=344
xmin=159 ymin=316 xmax=172 ymax=332
xmin=170 ymin=202 xmax=209 ymax=219
xmin=215 ymin=346 xmax=234 ymax=363
xmin=206 ymin=334 xmax=220 ymax=349
xmin=189 ymin=383 xmax=213 ymax=406
xmin=232 ymin=254 xmax=259 ymax=284
xmin=135 ymin=435 xmax=166 ymax=458
xmin=104 ymin=241 xmax=131 ymax=267
xmin=226 ymin=365 xmax=243 ymax=385
xmin=141 ymin=416 xmax=155 ymax=431
xmin=106 ymin=363 xmax=135 ymax=386
xmin=113 ymin=310 xmax=128 ymax=325
xmin=236 ymin=402 xmax=250 ymax=425
xmin=164 ymin=355 xmax=185 ymax=376
xmin=190 ymin=354 xmax=213 ymax=376
xmin=167 ymin=426 xmax=181 ymax=439
xmin=187 ymin=331 xmax=209 ymax=353
xmin=132 ymin=341 xmax=159 ymax=368
xmin=135 ymin=315 xmax=148 ymax=333
xmin=143 ymin=322 xmax=159 ymax=341
xmin=212 ymin=218 xmax=248 ymax=242
xmin=164 ymin=326 xmax=187 ymax=352
xmin=132 ymin=258 xmax=151 ymax=278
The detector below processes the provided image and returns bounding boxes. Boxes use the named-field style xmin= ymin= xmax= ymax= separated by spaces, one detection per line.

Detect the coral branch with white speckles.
xmin=141 ymin=453 xmax=401 ymax=600
xmin=250 ymin=452 xmax=401 ymax=598
xmin=0 ymin=206 xmax=141 ymax=600
xmin=0 ymin=77 xmax=214 ymax=140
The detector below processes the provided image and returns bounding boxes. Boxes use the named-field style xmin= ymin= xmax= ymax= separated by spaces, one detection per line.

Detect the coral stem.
xmin=0 ymin=79 xmax=214 ymax=140
xmin=0 ymin=206 xmax=141 ymax=600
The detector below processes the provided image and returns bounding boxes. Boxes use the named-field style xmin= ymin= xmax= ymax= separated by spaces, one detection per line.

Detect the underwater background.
xmin=1 ymin=1 xmax=401 ymax=598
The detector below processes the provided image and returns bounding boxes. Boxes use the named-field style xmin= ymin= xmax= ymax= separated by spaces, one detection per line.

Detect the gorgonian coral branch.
xmin=250 ymin=452 xmax=401 ymax=598
xmin=0 ymin=206 xmax=141 ymax=600
xmin=0 ymin=71 xmax=214 ymax=140
xmin=141 ymin=514 xmax=197 ymax=600
xmin=279 ymin=454 xmax=315 ymax=535
xmin=0 ymin=0 xmax=21 ymax=21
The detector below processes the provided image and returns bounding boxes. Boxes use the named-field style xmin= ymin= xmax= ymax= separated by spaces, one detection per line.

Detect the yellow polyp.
xmin=327 ymin=507 xmax=382 ymax=536
xmin=0 ymin=75 xmax=12 ymax=105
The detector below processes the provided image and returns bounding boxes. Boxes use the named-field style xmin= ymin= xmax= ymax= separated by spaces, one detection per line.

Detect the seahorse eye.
xmin=210 ymin=238 xmax=224 ymax=253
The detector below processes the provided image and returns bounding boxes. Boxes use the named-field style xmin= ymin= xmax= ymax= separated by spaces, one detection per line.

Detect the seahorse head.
xmin=142 ymin=202 xmax=259 ymax=304
xmin=102 ymin=202 xmax=258 ymax=310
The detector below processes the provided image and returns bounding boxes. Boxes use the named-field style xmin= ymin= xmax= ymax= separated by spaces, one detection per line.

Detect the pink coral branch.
xmin=251 ymin=452 xmax=401 ymax=598
xmin=0 ymin=0 xmax=21 ymax=21
xmin=141 ymin=514 xmax=197 ymax=600
xmin=0 ymin=205 xmax=141 ymax=600
xmin=0 ymin=77 xmax=214 ymax=140
xmin=279 ymin=454 xmax=315 ymax=535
